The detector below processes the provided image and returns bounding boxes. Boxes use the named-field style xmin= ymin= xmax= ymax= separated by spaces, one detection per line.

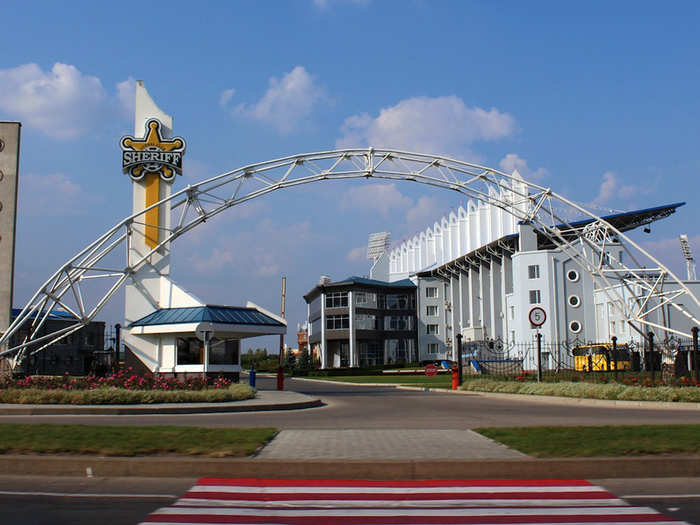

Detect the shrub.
xmin=0 ymin=384 xmax=255 ymax=405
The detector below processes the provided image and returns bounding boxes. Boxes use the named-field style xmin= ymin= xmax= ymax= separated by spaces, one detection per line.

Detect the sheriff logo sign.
xmin=121 ymin=119 xmax=186 ymax=182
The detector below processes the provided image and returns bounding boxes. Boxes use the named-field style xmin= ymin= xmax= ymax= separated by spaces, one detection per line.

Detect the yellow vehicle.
xmin=573 ymin=343 xmax=631 ymax=371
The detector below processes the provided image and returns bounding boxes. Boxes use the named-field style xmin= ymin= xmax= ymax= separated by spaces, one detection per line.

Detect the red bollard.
xmin=451 ymin=366 xmax=459 ymax=390
xmin=276 ymin=366 xmax=284 ymax=391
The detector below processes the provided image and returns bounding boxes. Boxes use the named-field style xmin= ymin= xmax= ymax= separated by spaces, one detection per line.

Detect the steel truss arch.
xmin=2 ymin=148 xmax=699 ymax=363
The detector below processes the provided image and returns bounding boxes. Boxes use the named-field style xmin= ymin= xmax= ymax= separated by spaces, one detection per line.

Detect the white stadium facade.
xmin=307 ymin=173 xmax=699 ymax=370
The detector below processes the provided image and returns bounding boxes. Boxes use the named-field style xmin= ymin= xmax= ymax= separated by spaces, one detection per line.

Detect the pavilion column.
xmin=320 ymin=292 xmax=327 ymax=369
xmin=348 ymin=291 xmax=357 ymax=367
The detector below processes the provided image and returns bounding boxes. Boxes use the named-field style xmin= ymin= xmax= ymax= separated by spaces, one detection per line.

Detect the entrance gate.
xmin=2 ymin=148 xmax=699 ymax=364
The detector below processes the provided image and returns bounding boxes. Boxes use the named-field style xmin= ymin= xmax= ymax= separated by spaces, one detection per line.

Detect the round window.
xmin=569 ymin=320 xmax=582 ymax=333
xmin=568 ymin=294 xmax=581 ymax=308
xmin=0 ymin=139 xmax=4 ymax=152
xmin=567 ymin=269 xmax=580 ymax=282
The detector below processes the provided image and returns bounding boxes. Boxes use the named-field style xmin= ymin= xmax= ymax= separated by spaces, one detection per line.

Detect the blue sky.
xmin=2 ymin=1 xmax=699 ymax=352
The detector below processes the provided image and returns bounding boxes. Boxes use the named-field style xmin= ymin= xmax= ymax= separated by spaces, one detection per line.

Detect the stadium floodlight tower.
xmin=680 ymin=234 xmax=697 ymax=281
xmin=367 ymin=232 xmax=391 ymax=261
xmin=367 ymin=232 xmax=391 ymax=281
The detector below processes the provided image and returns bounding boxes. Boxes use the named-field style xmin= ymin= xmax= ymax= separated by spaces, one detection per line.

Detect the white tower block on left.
xmin=122 ymin=82 xmax=202 ymax=370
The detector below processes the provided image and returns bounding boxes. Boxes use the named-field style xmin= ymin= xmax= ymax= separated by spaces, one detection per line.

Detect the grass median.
xmin=0 ymin=424 xmax=277 ymax=457
xmin=475 ymin=424 xmax=700 ymax=457
xmin=311 ymin=374 xmax=452 ymax=388
xmin=461 ymin=377 xmax=700 ymax=402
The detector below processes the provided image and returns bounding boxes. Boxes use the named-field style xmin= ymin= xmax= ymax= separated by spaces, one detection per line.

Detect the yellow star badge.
xmin=120 ymin=119 xmax=187 ymax=250
xmin=121 ymin=119 xmax=186 ymax=182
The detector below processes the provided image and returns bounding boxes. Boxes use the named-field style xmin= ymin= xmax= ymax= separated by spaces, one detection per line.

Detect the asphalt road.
xmin=2 ymin=378 xmax=700 ymax=523
xmin=1 ymin=374 xmax=699 ymax=429
xmin=0 ymin=476 xmax=698 ymax=525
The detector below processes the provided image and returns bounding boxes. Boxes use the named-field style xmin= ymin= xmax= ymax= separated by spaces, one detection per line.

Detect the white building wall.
xmin=416 ymin=278 xmax=450 ymax=361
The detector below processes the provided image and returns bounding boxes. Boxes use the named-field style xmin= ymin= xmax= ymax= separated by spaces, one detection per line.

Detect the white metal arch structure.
xmin=2 ymin=148 xmax=699 ymax=362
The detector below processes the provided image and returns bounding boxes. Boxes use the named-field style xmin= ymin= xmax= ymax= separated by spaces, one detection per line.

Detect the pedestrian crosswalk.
xmin=140 ymin=478 xmax=688 ymax=524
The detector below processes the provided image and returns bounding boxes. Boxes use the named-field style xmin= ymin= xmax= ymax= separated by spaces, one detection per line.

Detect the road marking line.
xmin=0 ymin=490 xmax=177 ymax=499
xmin=623 ymin=494 xmax=700 ymax=499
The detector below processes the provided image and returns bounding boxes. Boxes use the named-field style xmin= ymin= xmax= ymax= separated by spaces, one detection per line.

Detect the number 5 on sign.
xmin=529 ymin=307 xmax=546 ymax=327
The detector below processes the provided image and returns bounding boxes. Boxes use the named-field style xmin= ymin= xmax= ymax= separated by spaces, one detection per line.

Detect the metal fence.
xmin=460 ymin=329 xmax=700 ymax=380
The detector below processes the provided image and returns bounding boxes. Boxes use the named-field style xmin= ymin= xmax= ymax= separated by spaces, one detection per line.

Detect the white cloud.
xmin=336 ymin=96 xmax=515 ymax=158
xmin=346 ymin=246 xmax=366 ymax=262
xmin=592 ymin=171 xmax=650 ymax=207
xmin=116 ymin=76 xmax=137 ymax=117
xmin=19 ymin=173 xmax=98 ymax=216
xmin=499 ymin=153 xmax=548 ymax=181
xmin=340 ymin=183 xmax=412 ymax=216
xmin=0 ymin=63 xmax=107 ymax=139
xmin=406 ymin=196 xmax=445 ymax=230
xmin=232 ymin=66 xmax=325 ymax=133
xmin=219 ymin=88 xmax=235 ymax=107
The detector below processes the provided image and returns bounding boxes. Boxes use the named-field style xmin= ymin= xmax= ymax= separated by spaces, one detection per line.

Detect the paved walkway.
xmin=256 ymin=429 xmax=528 ymax=460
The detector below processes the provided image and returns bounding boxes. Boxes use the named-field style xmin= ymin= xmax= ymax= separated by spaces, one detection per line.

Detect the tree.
xmin=297 ymin=348 xmax=312 ymax=371
xmin=284 ymin=350 xmax=297 ymax=371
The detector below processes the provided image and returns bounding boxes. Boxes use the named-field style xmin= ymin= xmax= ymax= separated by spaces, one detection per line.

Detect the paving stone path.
xmin=256 ymin=429 xmax=528 ymax=460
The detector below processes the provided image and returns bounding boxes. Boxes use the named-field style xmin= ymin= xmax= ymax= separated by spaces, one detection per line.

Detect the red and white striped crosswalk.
xmin=140 ymin=478 xmax=688 ymax=524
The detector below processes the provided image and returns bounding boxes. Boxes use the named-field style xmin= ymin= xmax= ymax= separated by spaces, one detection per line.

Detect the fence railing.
xmin=460 ymin=329 xmax=700 ymax=380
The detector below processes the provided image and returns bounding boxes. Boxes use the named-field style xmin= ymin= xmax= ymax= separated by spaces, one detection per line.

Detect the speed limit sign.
xmin=528 ymin=307 xmax=547 ymax=327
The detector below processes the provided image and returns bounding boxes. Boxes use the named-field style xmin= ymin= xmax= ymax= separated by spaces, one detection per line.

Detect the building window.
xmin=177 ymin=337 xmax=204 ymax=365
xmin=426 ymin=305 xmax=438 ymax=317
xmin=384 ymin=294 xmax=414 ymax=310
xmin=385 ymin=316 xmax=413 ymax=331
xmin=568 ymin=295 xmax=581 ymax=308
xmin=355 ymin=314 xmax=377 ymax=330
xmin=567 ymin=269 xmax=580 ymax=282
xmin=385 ymin=339 xmax=414 ymax=364
xmin=427 ymin=324 xmax=439 ymax=335
xmin=510 ymin=306 xmax=515 ymax=320
xmin=326 ymin=315 xmax=349 ymax=330
xmin=355 ymin=292 xmax=367 ymax=304
xmin=209 ymin=338 xmax=240 ymax=365
xmin=325 ymin=292 xmax=348 ymax=308
xmin=569 ymin=320 xmax=582 ymax=333
xmin=529 ymin=290 xmax=541 ymax=304
xmin=528 ymin=265 xmax=540 ymax=279
xmin=358 ymin=340 xmax=383 ymax=367
xmin=427 ymin=343 xmax=439 ymax=354
xmin=426 ymin=287 xmax=438 ymax=298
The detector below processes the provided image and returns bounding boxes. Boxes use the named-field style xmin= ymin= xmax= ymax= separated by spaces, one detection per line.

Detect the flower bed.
xmin=1 ymin=369 xmax=233 ymax=391
xmin=0 ymin=369 xmax=255 ymax=405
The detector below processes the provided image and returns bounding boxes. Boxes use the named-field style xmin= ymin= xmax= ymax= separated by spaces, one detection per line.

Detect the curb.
xmin=450 ymin=389 xmax=700 ymax=410
xmin=2 ymin=455 xmax=699 ymax=480
xmin=0 ymin=392 xmax=323 ymax=415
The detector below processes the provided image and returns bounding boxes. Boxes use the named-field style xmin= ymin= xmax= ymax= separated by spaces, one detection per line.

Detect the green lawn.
xmin=0 ymin=424 xmax=277 ymax=457
xmin=475 ymin=424 xmax=700 ymax=457
xmin=316 ymin=374 xmax=452 ymax=388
